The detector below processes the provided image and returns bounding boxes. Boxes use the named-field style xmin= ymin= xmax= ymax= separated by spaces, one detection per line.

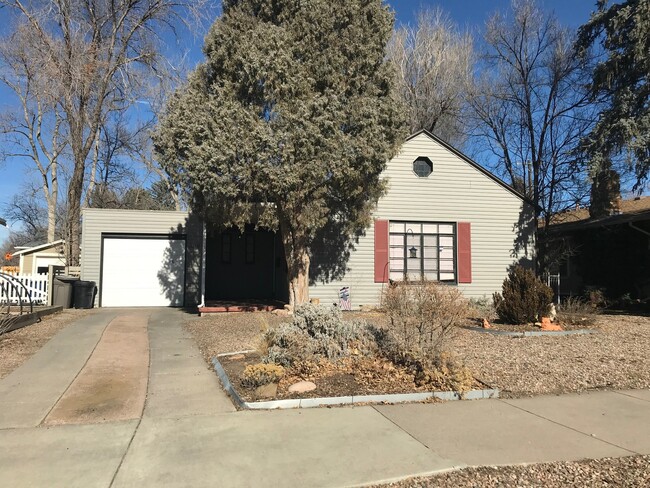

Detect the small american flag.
xmin=339 ymin=286 xmax=351 ymax=310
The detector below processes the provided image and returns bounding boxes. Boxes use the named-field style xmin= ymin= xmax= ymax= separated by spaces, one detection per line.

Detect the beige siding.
xmin=81 ymin=208 xmax=203 ymax=306
xmin=309 ymin=132 xmax=534 ymax=308
xmin=21 ymin=254 xmax=34 ymax=274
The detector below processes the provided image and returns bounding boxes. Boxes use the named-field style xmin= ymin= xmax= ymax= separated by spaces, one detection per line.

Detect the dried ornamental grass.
xmin=241 ymin=363 xmax=285 ymax=388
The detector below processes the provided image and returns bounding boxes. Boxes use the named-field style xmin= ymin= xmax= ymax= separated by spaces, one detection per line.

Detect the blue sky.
xmin=0 ymin=0 xmax=599 ymax=244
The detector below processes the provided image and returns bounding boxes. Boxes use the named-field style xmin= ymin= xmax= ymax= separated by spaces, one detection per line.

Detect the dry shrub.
xmin=468 ymin=296 xmax=497 ymax=320
xmin=415 ymin=352 xmax=475 ymax=393
xmin=557 ymin=297 xmax=599 ymax=327
xmin=380 ymin=281 xmax=473 ymax=391
xmin=493 ymin=266 xmax=553 ymax=324
xmin=382 ymin=280 xmax=469 ymax=357
xmin=261 ymin=304 xmax=375 ymax=366
xmin=241 ymin=363 xmax=285 ymax=388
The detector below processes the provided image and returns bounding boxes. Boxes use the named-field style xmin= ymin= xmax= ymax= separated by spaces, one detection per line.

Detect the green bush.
xmin=493 ymin=266 xmax=553 ymax=324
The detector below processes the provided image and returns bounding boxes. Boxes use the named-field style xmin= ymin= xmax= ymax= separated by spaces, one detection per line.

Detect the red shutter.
xmin=374 ymin=219 xmax=389 ymax=283
xmin=458 ymin=222 xmax=472 ymax=283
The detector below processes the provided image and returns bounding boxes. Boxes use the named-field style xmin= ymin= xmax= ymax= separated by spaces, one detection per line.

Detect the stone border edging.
xmin=1 ymin=306 xmax=64 ymax=335
xmin=462 ymin=325 xmax=598 ymax=337
xmin=212 ymin=351 xmax=499 ymax=410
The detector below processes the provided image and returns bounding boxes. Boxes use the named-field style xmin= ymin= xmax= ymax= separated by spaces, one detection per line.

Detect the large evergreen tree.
xmin=578 ymin=0 xmax=650 ymax=188
xmin=155 ymin=0 xmax=406 ymax=306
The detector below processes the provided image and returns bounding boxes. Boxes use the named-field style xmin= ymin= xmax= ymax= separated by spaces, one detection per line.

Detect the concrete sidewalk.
xmin=0 ymin=308 xmax=648 ymax=488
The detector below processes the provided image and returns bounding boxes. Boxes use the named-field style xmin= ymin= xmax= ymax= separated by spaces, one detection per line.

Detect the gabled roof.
xmin=406 ymin=130 xmax=531 ymax=204
xmin=12 ymin=239 xmax=65 ymax=257
xmin=546 ymin=196 xmax=650 ymax=232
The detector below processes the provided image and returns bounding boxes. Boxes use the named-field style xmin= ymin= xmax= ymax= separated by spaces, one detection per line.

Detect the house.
xmin=544 ymin=196 xmax=650 ymax=301
xmin=12 ymin=240 xmax=66 ymax=275
xmin=79 ymin=131 xmax=535 ymax=308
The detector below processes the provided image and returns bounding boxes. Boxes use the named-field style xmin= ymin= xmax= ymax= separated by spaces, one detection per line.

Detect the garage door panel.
xmin=102 ymin=237 xmax=185 ymax=307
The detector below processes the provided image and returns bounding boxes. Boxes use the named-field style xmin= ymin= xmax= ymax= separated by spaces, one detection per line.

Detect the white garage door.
xmin=101 ymin=236 xmax=186 ymax=307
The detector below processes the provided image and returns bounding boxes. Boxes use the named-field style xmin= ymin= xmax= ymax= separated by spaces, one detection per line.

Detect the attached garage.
xmin=101 ymin=235 xmax=186 ymax=307
xmin=81 ymin=209 xmax=203 ymax=308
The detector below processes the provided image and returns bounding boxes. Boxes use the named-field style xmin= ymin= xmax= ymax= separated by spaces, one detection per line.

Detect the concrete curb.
xmin=212 ymin=352 xmax=499 ymax=410
xmin=463 ymin=325 xmax=598 ymax=337
xmin=1 ymin=306 xmax=64 ymax=335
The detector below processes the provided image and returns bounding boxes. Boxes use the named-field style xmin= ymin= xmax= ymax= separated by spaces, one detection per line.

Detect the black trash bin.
xmin=73 ymin=280 xmax=97 ymax=309
xmin=52 ymin=276 xmax=79 ymax=309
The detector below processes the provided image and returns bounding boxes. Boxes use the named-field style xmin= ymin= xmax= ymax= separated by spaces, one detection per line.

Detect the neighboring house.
xmin=12 ymin=240 xmax=66 ymax=275
xmin=80 ymin=131 xmax=535 ymax=308
xmin=544 ymin=196 xmax=650 ymax=300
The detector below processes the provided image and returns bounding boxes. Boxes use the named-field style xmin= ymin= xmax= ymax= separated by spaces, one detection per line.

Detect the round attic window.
xmin=413 ymin=157 xmax=433 ymax=177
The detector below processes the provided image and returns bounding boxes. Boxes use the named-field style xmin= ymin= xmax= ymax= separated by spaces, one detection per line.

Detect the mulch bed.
xmin=186 ymin=310 xmax=650 ymax=401
xmin=372 ymin=455 xmax=650 ymax=487
xmin=218 ymin=351 xmax=481 ymax=403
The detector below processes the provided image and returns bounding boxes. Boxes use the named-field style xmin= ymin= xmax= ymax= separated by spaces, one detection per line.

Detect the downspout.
xmin=629 ymin=222 xmax=650 ymax=237
xmin=200 ymin=221 xmax=207 ymax=308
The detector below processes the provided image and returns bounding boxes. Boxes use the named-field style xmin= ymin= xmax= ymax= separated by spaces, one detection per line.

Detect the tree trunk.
xmin=279 ymin=217 xmax=310 ymax=308
xmin=66 ymin=156 xmax=85 ymax=266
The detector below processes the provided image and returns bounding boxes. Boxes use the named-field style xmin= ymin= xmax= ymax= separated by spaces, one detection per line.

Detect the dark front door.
xmin=205 ymin=228 xmax=285 ymax=301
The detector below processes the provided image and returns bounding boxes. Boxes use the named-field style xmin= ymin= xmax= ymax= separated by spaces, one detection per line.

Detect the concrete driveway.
xmin=0 ymin=308 xmax=648 ymax=487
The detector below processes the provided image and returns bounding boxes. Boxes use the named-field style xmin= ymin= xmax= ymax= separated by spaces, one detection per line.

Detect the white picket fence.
xmin=0 ymin=274 xmax=48 ymax=305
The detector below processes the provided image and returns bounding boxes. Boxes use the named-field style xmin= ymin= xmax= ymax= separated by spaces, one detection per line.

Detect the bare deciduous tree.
xmin=387 ymin=8 xmax=474 ymax=145
xmin=0 ymin=0 xmax=206 ymax=265
xmin=468 ymin=0 xmax=597 ymax=268
xmin=0 ymin=24 xmax=68 ymax=243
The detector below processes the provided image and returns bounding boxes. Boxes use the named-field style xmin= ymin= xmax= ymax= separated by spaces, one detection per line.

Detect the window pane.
xmin=389 ymin=258 xmax=404 ymax=271
xmin=440 ymin=272 xmax=455 ymax=281
xmin=439 ymin=224 xmax=454 ymax=234
xmin=440 ymin=236 xmax=454 ymax=247
xmin=440 ymin=260 xmax=454 ymax=271
xmin=423 ymin=258 xmax=438 ymax=270
xmin=389 ymin=222 xmax=405 ymax=232
xmin=390 ymin=246 xmax=404 ymax=258
xmin=390 ymin=271 xmax=404 ymax=281
xmin=406 ymin=234 xmax=420 ymax=246
xmin=423 ymin=224 xmax=438 ymax=234
xmin=405 ymin=223 xmax=421 ymax=234
xmin=390 ymin=234 xmax=403 ymax=245
xmin=424 ymin=271 xmax=438 ymax=280
xmin=423 ymin=246 xmax=438 ymax=258
xmin=423 ymin=235 xmax=438 ymax=246
xmin=440 ymin=248 xmax=454 ymax=260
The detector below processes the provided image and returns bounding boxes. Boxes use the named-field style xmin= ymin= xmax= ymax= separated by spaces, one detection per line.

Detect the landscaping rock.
xmin=227 ymin=354 xmax=245 ymax=361
xmin=482 ymin=318 xmax=491 ymax=329
xmin=288 ymin=380 xmax=316 ymax=393
xmin=254 ymin=383 xmax=278 ymax=399
xmin=271 ymin=309 xmax=290 ymax=317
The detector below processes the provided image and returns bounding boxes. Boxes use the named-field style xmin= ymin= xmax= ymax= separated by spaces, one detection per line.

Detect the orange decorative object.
xmin=4 ymin=252 xmax=13 ymax=261
xmin=540 ymin=317 xmax=563 ymax=331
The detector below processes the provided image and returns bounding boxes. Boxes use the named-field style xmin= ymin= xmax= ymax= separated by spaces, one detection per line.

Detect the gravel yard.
xmin=0 ymin=309 xmax=93 ymax=379
xmin=374 ymin=455 xmax=650 ymax=487
xmin=185 ymin=312 xmax=290 ymax=361
xmin=186 ymin=311 xmax=650 ymax=399
xmin=452 ymin=314 xmax=650 ymax=397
